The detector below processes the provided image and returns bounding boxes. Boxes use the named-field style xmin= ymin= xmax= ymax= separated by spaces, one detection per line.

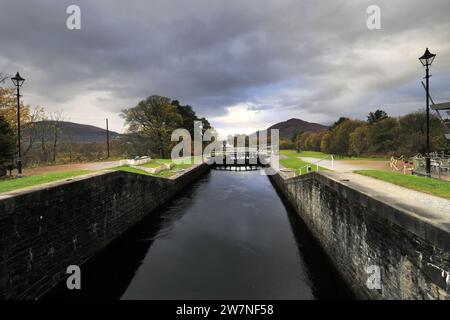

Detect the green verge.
xmin=111 ymin=165 xmax=151 ymax=175
xmin=112 ymin=161 xmax=195 ymax=178
xmin=150 ymin=163 xmax=194 ymax=177
xmin=280 ymin=150 xmax=389 ymax=161
xmin=0 ymin=170 xmax=91 ymax=194
xmin=354 ymin=170 xmax=450 ymax=200
xmin=141 ymin=159 xmax=173 ymax=168
xmin=280 ymin=150 xmax=327 ymax=174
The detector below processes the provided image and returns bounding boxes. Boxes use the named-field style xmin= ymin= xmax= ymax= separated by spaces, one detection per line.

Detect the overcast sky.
xmin=1 ymin=0 xmax=449 ymax=136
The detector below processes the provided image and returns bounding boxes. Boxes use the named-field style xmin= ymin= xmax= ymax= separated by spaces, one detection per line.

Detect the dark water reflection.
xmin=44 ymin=170 xmax=352 ymax=300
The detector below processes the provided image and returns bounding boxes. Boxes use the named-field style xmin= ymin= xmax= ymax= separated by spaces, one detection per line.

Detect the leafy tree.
xmin=0 ymin=86 xmax=31 ymax=129
xmin=367 ymin=110 xmax=388 ymax=125
xmin=280 ymin=138 xmax=296 ymax=150
xmin=349 ymin=126 xmax=369 ymax=156
xmin=122 ymin=95 xmax=183 ymax=158
xmin=297 ymin=132 xmax=311 ymax=151
xmin=320 ymin=130 xmax=332 ymax=153
xmin=305 ymin=132 xmax=323 ymax=151
xmin=366 ymin=117 xmax=399 ymax=154
xmin=172 ymin=100 xmax=211 ymax=137
xmin=295 ymin=132 xmax=304 ymax=151
xmin=331 ymin=117 xmax=350 ymax=130
xmin=397 ymin=110 xmax=448 ymax=156
xmin=328 ymin=119 xmax=365 ymax=155
xmin=1 ymin=80 xmax=43 ymax=162
xmin=0 ymin=115 xmax=16 ymax=176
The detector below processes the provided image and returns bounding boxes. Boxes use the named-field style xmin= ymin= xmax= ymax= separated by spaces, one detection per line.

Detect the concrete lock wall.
xmin=271 ymin=171 xmax=450 ymax=300
xmin=0 ymin=164 xmax=209 ymax=300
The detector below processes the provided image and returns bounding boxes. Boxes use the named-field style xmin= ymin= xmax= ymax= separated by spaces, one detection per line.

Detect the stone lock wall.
xmin=271 ymin=171 xmax=450 ymax=300
xmin=0 ymin=164 xmax=209 ymax=300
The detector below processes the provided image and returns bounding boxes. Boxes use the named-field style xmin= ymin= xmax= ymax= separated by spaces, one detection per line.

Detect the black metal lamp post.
xmin=419 ymin=48 xmax=436 ymax=177
xmin=11 ymin=72 xmax=25 ymax=175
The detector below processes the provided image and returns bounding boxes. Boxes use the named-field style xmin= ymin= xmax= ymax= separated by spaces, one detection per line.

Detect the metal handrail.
xmin=295 ymin=155 xmax=334 ymax=176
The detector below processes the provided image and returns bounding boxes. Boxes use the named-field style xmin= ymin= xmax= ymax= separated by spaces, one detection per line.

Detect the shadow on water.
xmin=270 ymin=179 xmax=355 ymax=300
xmin=43 ymin=173 xmax=211 ymax=300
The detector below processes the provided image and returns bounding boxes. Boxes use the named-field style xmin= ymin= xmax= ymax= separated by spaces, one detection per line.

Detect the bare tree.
xmin=22 ymin=107 xmax=46 ymax=159
xmin=0 ymin=73 xmax=9 ymax=84
xmin=49 ymin=111 xmax=66 ymax=162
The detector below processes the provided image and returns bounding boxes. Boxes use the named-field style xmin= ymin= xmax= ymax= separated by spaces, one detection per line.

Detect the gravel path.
xmin=25 ymin=160 xmax=122 ymax=176
xmin=297 ymin=157 xmax=450 ymax=217
xmin=327 ymin=171 xmax=450 ymax=222
xmin=300 ymin=157 xmax=388 ymax=172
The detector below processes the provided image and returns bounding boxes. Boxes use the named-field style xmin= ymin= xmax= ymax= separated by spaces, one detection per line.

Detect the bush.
xmin=0 ymin=115 xmax=16 ymax=176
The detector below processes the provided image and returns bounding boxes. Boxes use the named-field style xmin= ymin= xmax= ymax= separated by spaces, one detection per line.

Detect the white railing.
xmin=295 ymin=155 xmax=334 ymax=176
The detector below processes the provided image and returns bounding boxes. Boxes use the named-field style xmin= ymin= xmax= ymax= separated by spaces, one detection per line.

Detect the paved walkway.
xmin=328 ymin=171 xmax=450 ymax=218
xmin=278 ymin=156 xmax=450 ymax=223
xmin=299 ymin=157 xmax=450 ymax=216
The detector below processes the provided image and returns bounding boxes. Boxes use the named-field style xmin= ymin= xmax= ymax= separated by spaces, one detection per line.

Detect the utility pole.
xmin=106 ymin=118 xmax=110 ymax=158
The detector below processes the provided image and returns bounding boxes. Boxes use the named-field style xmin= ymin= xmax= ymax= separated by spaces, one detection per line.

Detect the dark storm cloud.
xmin=0 ymin=0 xmax=449 ymax=132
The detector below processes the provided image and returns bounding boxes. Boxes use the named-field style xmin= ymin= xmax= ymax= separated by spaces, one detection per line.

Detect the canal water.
xmin=45 ymin=169 xmax=352 ymax=300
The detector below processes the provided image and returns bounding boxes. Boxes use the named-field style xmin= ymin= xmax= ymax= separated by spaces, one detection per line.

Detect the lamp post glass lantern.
xmin=11 ymin=72 xmax=25 ymax=175
xmin=418 ymin=48 xmax=436 ymax=177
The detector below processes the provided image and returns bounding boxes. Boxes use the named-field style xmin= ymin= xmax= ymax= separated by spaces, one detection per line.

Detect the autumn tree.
xmin=367 ymin=110 xmax=388 ymax=124
xmin=366 ymin=118 xmax=399 ymax=155
xmin=349 ymin=126 xmax=369 ymax=156
xmin=328 ymin=119 xmax=365 ymax=156
xmin=122 ymin=95 xmax=183 ymax=158
xmin=0 ymin=115 xmax=16 ymax=176
xmin=0 ymin=86 xmax=31 ymax=129
xmin=397 ymin=110 xmax=448 ymax=156
xmin=320 ymin=130 xmax=332 ymax=153
xmin=171 ymin=100 xmax=212 ymax=136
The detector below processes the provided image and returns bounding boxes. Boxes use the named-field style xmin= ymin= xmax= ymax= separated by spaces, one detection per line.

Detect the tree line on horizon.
xmin=1 ymin=71 xmax=448 ymax=176
xmin=0 ymin=74 xmax=236 ymax=175
xmin=1 ymin=84 xmax=214 ymax=176
xmin=288 ymin=109 xmax=449 ymax=157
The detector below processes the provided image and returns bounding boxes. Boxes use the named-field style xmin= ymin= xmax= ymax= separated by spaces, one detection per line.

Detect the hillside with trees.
xmin=294 ymin=109 xmax=449 ymax=157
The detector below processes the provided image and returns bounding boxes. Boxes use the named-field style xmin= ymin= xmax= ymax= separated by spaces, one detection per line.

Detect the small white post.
xmin=331 ymin=155 xmax=334 ymax=170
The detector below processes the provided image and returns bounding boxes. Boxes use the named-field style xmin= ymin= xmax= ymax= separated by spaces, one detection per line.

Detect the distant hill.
xmin=26 ymin=121 xmax=121 ymax=144
xmin=267 ymin=118 xmax=328 ymax=140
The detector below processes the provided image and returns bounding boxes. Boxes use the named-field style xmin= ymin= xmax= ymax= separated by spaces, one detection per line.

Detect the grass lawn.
xmin=0 ymin=170 xmax=91 ymax=194
xmin=280 ymin=149 xmax=389 ymax=161
xmin=111 ymin=165 xmax=151 ymax=175
xmin=141 ymin=159 xmax=173 ymax=168
xmin=281 ymin=150 xmax=329 ymax=158
xmin=150 ymin=163 xmax=194 ymax=177
xmin=113 ymin=160 xmax=195 ymax=178
xmin=280 ymin=150 xmax=327 ymax=174
xmin=354 ymin=170 xmax=450 ymax=200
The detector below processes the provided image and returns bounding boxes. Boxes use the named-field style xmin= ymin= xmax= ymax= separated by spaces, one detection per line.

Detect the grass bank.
xmin=354 ymin=170 xmax=450 ymax=200
xmin=280 ymin=150 xmax=389 ymax=161
xmin=279 ymin=150 xmax=327 ymax=174
xmin=0 ymin=170 xmax=91 ymax=194
xmin=113 ymin=158 xmax=195 ymax=178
